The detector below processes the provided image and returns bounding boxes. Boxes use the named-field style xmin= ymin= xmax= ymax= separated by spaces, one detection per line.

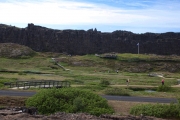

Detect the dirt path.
xmin=110 ymin=84 xmax=180 ymax=87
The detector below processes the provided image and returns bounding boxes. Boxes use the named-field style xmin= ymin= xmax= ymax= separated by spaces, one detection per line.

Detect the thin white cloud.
xmin=0 ymin=0 xmax=180 ymax=32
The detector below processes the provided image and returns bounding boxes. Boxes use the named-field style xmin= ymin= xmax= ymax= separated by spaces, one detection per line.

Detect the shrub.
xmin=104 ymin=87 xmax=131 ymax=96
xmin=73 ymin=97 xmax=85 ymax=111
xmin=25 ymin=88 xmax=114 ymax=116
xmin=18 ymin=72 xmax=27 ymax=75
xmin=130 ymin=100 xmax=180 ymax=119
xmin=157 ymin=85 xmax=172 ymax=92
xmin=72 ymin=79 xmax=84 ymax=84
xmin=99 ymin=80 xmax=110 ymax=87
xmin=0 ymin=78 xmax=16 ymax=88
xmin=76 ymin=85 xmax=105 ymax=92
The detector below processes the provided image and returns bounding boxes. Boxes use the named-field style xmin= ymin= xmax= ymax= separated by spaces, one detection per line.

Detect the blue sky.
xmin=0 ymin=0 xmax=180 ymax=33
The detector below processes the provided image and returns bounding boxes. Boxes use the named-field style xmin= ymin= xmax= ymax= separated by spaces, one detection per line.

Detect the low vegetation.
xmin=25 ymin=88 xmax=114 ymax=116
xmin=104 ymin=87 xmax=131 ymax=96
xmin=1 ymin=44 xmax=180 ymax=118
xmin=156 ymin=85 xmax=172 ymax=92
xmin=130 ymin=99 xmax=180 ymax=119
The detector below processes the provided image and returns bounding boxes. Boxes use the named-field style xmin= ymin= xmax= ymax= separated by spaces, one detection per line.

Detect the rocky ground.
xmin=0 ymin=107 xmax=167 ymax=120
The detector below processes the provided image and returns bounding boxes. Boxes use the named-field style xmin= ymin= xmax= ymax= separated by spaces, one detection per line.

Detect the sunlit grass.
xmin=0 ymin=53 xmax=180 ymax=98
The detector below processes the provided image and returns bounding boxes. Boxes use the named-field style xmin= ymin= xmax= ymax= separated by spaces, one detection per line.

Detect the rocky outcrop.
xmin=0 ymin=23 xmax=180 ymax=55
xmin=0 ymin=43 xmax=35 ymax=58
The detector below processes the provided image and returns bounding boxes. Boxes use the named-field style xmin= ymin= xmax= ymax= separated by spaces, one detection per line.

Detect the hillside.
xmin=0 ymin=44 xmax=180 ymax=73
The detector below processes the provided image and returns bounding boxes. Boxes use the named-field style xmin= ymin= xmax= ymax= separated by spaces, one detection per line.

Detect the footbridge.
xmin=4 ymin=80 xmax=70 ymax=90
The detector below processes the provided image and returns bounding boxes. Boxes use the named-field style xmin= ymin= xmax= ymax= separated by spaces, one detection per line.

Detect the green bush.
xmin=0 ymin=78 xmax=16 ymax=88
xmin=71 ymin=79 xmax=84 ymax=84
xmin=18 ymin=72 xmax=27 ymax=75
xmin=104 ymin=87 xmax=131 ymax=96
xmin=127 ymin=57 xmax=141 ymax=62
xmin=25 ymin=88 xmax=114 ymax=116
xmin=157 ymin=85 xmax=172 ymax=92
xmin=130 ymin=100 xmax=180 ymax=119
xmin=20 ymin=55 xmax=32 ymax=59
xmin=99 ymin=80 xmax=110 ymax=87
xmin=76 ymin=85 xmax=105 ymax=92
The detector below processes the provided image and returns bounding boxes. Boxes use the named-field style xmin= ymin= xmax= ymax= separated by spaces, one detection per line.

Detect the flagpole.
xmin=137 ymin=43 xmax=139 ymax=54
xmin=138 ymin=43 xmax=139 ymax=54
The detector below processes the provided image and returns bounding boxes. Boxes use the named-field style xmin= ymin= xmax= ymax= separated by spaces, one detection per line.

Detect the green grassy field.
xmin=0 ymin=52 xmax=180 ymax=98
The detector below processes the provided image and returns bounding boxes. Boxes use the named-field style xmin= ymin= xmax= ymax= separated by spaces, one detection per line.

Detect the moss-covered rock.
xmin=0 ymin=43 xmax=36 ymax=58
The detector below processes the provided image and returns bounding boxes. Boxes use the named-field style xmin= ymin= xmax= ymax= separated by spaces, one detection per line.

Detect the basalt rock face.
xmin=0 ymin=23 xmax=180 ymax=55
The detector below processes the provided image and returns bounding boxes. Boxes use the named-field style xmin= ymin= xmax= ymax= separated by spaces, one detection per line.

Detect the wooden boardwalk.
xmin=5 ymin=80 xmax=70 ymax=90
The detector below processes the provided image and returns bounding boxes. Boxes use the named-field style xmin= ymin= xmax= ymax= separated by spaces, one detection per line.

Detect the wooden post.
xmin=35 ymin=81 xmax=36 ymax=88
xmin=23 ymin=83 xmax=26 ymax=89
xmin=56 ymin=81 xmax=58 ymax=87
xmin=60 ymin=81 xmax=62 ymax=87
xmin=38 ymin=82 xmax=41 ymax=88
xmin=49 ymin=81 xmax=51 ymax=88
xmin=17 ymin=82 xmax=19 ymax=89
xmin=27 ymin=83 xmax=31 ymax=88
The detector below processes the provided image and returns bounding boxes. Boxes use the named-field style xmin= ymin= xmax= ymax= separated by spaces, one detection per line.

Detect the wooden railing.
xmin=5 ymin=80 xmax=70 ymax=89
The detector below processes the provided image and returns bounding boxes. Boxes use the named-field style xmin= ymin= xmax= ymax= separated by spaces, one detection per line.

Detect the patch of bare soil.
xmin=108 ymin=100 xmax=142 ymax=115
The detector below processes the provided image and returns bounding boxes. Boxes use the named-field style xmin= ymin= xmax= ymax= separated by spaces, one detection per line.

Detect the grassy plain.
xmin=1 ymin=52 xmax=180 ymax=116
xmin=0 ymin=53 xmax=180 ymax=98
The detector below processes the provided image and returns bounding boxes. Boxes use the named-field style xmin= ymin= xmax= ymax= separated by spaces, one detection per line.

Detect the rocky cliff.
xmin=0 ymin=23 xmax=180 ymax=55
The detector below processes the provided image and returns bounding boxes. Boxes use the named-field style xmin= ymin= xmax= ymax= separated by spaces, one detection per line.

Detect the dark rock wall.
xmin=0 ymin=23 xmax=180 ymax=55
